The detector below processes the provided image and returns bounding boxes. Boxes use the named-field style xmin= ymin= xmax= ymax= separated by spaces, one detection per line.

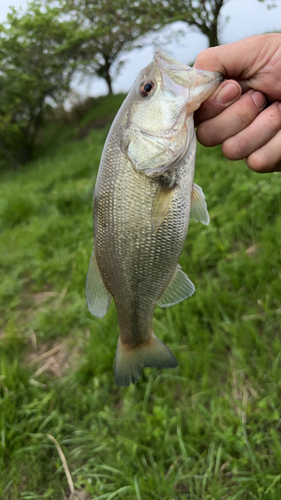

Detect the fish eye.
xmin=139 ymin=80 xmax=155 ymax=97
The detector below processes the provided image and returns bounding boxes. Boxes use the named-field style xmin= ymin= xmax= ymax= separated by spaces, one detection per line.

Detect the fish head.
xmin=124 ymin=48 xmax=223 ymax=176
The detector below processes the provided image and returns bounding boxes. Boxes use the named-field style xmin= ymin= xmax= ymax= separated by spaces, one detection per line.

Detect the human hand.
xmin=194 ymin=34 xmax=281 ymax=173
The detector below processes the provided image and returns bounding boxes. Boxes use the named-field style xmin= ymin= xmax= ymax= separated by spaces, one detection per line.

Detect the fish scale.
xmin=86 ymin=48 xmax=223 ymax=386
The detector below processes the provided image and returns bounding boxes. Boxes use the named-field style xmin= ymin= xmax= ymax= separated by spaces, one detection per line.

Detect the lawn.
xmin=1 ymin=94 xmax=281 ymax=499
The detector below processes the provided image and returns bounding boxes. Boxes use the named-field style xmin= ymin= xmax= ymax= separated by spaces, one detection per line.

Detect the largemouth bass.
xmin=86 ymin=48 xmax=222 ymax=386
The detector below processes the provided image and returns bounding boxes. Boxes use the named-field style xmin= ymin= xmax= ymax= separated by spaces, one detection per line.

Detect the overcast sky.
xmin=1 ymin=0 xmax=281 ymax=98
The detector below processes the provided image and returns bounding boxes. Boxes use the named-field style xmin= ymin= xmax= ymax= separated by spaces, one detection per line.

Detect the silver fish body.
xmin=86 ymin=49 xmax=222 ymax=386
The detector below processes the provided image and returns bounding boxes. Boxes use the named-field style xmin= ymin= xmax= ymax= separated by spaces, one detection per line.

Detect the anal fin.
xmin=157 ymin=264 xmax=195 ymax=308
xmin=86 ymin=247 xmax=112 ymax=318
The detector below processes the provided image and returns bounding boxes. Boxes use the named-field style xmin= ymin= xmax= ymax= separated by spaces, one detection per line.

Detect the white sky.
xmin=1 ymin=0 xmax=281 ymax=98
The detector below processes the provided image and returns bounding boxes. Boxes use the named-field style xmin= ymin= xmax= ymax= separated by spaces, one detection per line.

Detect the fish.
xmin=86 ymin=48 xmax=223 ymax=386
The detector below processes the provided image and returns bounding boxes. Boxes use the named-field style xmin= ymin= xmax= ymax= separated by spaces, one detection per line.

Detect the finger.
xmin=196 ymin=90 xmax=267 ymax=147
xmin=222 ymin=102 xmax=281 ymax=161
xmin=194 ymin=35 xmax=275 ymax=80
xmin=194 ymin=80 xmax=242 ymax=126
xmin=246 ymin=127 xmax=281 ymax=173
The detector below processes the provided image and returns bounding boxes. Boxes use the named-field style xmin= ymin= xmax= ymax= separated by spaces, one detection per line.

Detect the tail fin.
xmin=114 ymin=333 xmax=178 ymax=387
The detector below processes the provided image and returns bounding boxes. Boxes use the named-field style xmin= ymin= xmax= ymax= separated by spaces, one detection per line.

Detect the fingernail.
xmin=217 ymin=83 xmax=240 ymax=105
xmin=252 ymin=91 xmax=267 ymax=110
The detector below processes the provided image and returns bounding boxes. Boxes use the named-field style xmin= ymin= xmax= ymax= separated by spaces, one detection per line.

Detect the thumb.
xmin=194 ymin=80 xmax=242 ymax=126
xmin=194 ymin=37 xmax=262 ymax=79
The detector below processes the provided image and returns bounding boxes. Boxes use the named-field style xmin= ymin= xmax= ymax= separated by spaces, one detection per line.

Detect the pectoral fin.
xmin=157 ymin=264 xmax=195 ymax=308
xmin=86 ymin=247 xmax=112 ymax=318
xmin=190 ymin=183 xmax=210 ymax=225
xmin=152 ymin=186 xmax=174 ymax=232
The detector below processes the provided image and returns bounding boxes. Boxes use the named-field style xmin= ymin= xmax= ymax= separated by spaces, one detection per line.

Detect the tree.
xmin=60 ymin=0 xmax=163 ymax=95
xmin=258 ymin=0 xmax=277 ymax=8
xmin=0 ymin=1 xmax=77 ymax=167
xmin=153 ymin=0 xmax=227 ymax=47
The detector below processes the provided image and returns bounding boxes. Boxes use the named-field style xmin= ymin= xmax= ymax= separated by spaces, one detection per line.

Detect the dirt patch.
xmin=26 ymin=337 xmax=83 ymax=381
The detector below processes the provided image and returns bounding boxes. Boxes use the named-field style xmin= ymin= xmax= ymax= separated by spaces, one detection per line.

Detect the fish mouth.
xmin=155 ymin=47 xmax=194 ymax=75
xmin=154 ymin=47 xmax=223 ymax=105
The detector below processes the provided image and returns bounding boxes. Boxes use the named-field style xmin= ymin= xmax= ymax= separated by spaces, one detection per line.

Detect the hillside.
xmin=1 ymin=94 xmax=281 ymax=499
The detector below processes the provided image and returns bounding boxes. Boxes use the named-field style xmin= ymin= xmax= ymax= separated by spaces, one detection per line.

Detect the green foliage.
xmin=0 ymin=0 xmax=162 ymax=170
xmin=59 ymin=0 xmax=162 ymax=95
xmin=0 ymin=1 xmax=77 ymax=168
xmin=1 ymin=95 xmax=281 ymax=498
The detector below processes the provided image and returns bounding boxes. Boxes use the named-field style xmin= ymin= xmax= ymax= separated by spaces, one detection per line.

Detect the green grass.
xmin=1 ymin=94 xmax=281 ymax=499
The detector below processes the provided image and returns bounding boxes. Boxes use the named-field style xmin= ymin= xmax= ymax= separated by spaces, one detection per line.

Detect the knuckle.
xmin=234 ymin=96 xmax=259 ymax=129
xmin=237 ymin=111 xmax=251 ymax=130
xmin=194 ymin=48 xmax=213 ymax=67
xmin=222 ymin=135 xmax=246 ymax=160
xmin=196 ymin=123 xmax=217 ymax=147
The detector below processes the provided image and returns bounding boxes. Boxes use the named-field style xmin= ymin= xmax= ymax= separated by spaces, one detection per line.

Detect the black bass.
xmin=86 ymin=48 xmax=222 ymax=386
